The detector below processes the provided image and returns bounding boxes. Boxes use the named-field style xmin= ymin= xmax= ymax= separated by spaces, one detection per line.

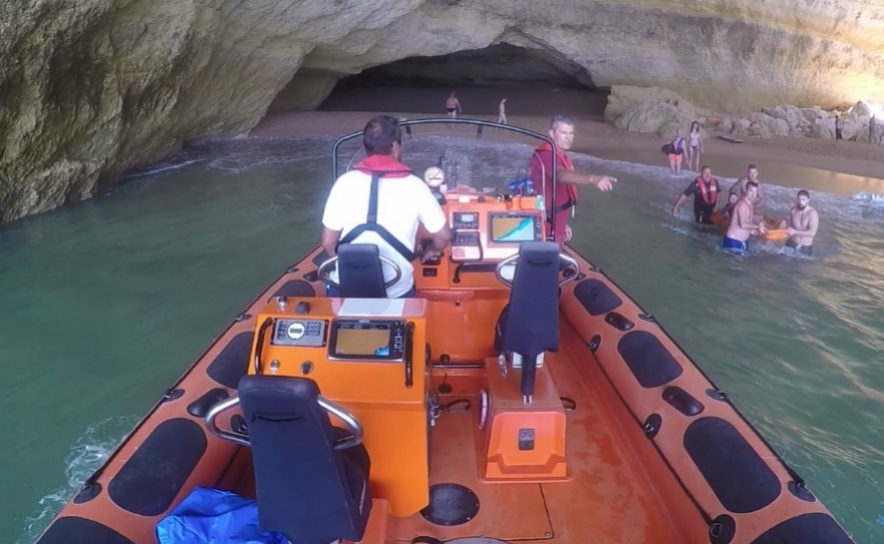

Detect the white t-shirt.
xmin=322 ymin=169 xmax=447 ymax=297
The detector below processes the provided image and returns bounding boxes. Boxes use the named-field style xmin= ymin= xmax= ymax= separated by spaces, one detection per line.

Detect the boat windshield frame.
xmin=331 ymin=117 xmax=561 ymax=243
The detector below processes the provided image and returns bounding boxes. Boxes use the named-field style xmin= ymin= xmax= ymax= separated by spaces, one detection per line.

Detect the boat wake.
xmin=15 ymin=415 xmax=139 ymax=544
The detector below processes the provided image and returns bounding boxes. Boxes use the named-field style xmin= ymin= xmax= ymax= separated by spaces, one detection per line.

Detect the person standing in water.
xmin=686 ymin=121 xmax=703 ymax=172
xmin=671 ymin=165 xmax=720 ymax=224
xmin=778 ymin=189 xmax=819 ymax=255
xmin=728 ymin=164 xmax=766 ymax=209
xmin=528 ymin=114 xmax=616 ymax=249
xmin=723 ymin=181 xmax=766 ymax=254
xmin=498 ymin=98 xmax=507 ymax=125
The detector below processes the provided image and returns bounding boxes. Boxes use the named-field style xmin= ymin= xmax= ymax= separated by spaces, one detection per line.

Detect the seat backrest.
xmin=238 ymin=375 xmax=371 ymax=544
xmin=495 ymin=242 xmax=561 ymax=398
xmin=337 ymin=243 xmax=387 ymax=298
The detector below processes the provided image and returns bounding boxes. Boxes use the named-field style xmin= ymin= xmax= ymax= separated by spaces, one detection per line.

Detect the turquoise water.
xmin=3 ymin=133 xmax=883 ymax=543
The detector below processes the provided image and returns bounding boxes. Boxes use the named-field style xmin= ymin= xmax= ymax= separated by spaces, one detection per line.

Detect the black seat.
xmin=238 ymin=375 xmax=371 ymax=544
xmin=494 ymin=241 xmax=561 ymax=399
xmin=337 ymin=243 xmax=387 ymax=298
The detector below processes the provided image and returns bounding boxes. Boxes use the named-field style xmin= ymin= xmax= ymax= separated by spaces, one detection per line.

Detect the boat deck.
xmin=226 ymin=318 xmax=686 ymax=543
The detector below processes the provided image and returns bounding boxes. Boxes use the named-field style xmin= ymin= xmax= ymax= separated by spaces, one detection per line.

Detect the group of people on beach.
xmin=670 ymin=162 xmax=819 ymax=255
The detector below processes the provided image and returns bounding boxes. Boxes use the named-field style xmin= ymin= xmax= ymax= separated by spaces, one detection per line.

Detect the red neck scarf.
xmin=352 ymin=154 xmax=412 ymax=178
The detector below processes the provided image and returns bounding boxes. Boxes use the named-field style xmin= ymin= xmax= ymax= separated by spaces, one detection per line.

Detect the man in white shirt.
xmin=321 ymin=115 xmax=452 ymax=298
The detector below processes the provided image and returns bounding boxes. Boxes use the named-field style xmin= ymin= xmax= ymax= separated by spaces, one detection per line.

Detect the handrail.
xmin=205 ymin=393 xmax=365 ymax=450
xmin=316 ymin=253 xmax=402 ymax=289
xmin=495 ymin=251 xmax=580 ymax=288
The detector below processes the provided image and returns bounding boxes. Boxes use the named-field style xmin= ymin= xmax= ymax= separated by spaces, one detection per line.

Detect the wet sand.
xmin=250 ymin=86 xmax=884 ymax=195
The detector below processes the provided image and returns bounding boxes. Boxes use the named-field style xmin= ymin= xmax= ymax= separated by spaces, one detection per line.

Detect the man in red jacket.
xmin=528 ymin=114 xmax=615 ymax=249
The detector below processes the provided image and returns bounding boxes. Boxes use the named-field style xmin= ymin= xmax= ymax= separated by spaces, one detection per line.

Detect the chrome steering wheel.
xmin=205 ymin=394 xmax=364 ymax=450
xmin=316 ymin=253 xmax=402 ymax=290
xmin=495 ymin=251 xmax=580 ymax=288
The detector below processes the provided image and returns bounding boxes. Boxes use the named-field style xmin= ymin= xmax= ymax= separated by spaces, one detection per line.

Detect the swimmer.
xmin=723 ymin=181 xmax=766 ymax=254
xmin=728 ymin=164 xmax=765 ymax=209
xmin=778 ymin=189 xmax=818 ymax=256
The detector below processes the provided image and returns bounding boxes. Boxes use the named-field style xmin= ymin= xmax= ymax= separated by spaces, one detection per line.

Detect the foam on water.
xmin=16 ymin=416 xmax=139 ymax=544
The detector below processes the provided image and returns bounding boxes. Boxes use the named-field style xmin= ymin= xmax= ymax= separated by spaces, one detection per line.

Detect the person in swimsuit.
xmin=446 ymin=92 xmax=462 ymax=119
xmin=671 ymin=165 xmax=720 ymax=224
xmin=778 ymin=189 xmax=818 ymax=255
xmin=835 ymin=115 xmax=844 ymax=141
xmin=729 ymin=164 xmax=766 ymax=209
xmin=723 ymin=181 xmax=766 ymax=254
xmin=666 ymin=130 xmax=686 ymax=175
xmin=686 ymin=121 xmax=703 ymax=172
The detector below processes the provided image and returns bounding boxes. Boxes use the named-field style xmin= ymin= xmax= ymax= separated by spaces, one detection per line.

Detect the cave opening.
xmin=316 ymin=43 xmax=609 ymax=119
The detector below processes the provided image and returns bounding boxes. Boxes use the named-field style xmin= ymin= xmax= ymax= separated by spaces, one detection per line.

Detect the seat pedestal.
xmin=480 ymin=357 xmax=568 ymax=481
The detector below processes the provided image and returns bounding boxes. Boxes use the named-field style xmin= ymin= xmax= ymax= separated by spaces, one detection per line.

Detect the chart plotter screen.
xmin=489 ymin=213 xmax=541 ymax=243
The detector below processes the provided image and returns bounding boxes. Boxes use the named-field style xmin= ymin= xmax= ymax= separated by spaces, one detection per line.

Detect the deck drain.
xmin=419 ymin=483 xmax=480 ymax=526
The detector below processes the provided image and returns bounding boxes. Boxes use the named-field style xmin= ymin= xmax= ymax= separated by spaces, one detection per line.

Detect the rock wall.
xmin=3 ymin=0 xmax=884 ymax=223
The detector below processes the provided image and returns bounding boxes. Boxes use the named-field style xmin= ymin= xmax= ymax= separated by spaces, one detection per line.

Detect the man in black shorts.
xmin=671 ymin=165 xmax=721 ymax=224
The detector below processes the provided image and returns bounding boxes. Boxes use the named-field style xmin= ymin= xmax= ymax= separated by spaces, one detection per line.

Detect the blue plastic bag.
xmin=156 ymin=486 xmax=288 ymax=544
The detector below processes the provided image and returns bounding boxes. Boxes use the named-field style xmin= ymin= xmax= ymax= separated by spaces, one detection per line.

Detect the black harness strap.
xmin=338 ymin=172 xmax=416 ymax=262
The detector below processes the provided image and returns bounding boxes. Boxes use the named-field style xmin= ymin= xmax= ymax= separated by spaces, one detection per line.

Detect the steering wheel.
xmin=205 ymin=393 xmax=364 ymax=450
xmin=316 ymin=254 xmax=403 ymax=290
xmin=495 ymin=251 xmax=580 ymax=288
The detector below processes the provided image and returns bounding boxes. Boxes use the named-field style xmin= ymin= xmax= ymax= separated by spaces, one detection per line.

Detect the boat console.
xmin=243 ymin=297 xmax=431 ymax=519
xmin=415 ymin=176 xmax=548 ymax=292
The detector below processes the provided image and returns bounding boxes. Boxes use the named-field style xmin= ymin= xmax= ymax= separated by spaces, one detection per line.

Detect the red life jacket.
xmin=339 ymin=154 xmax=416 ymax=261
xmin=695 ymin=175 xmax=718 ymax=205
xmin=534 ymin=142 xmax=578 ymax=213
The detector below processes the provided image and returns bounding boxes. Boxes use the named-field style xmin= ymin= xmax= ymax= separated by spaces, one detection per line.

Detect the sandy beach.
xmin=251 ymin=86 xmax=884 ymax=195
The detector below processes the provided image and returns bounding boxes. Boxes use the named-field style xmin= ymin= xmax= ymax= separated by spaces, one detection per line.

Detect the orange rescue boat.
xmin=34 ymin=119 xmax=853 ymax=544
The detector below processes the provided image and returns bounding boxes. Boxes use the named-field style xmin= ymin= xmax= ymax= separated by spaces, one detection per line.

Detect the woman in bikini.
xmin=686 ymin=121 xmax=703 ymax=172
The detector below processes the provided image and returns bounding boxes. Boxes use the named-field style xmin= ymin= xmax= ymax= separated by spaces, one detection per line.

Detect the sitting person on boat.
xmin=528 ymin=113 xmax=616 ymax=249
xmin=670 ymin=165 xmax=720 ymax=224
xmin=320 ymin=115 xmax=452 ymax=297
xmin=723 ymin=181 xmax=767 ymax=254
xmin=778 ymin=189 xmax=818 ymax=255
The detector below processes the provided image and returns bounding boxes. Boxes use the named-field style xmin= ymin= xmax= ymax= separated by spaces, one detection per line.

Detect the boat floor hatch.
xmin=392 ymin=410 xmax=553 ymax=542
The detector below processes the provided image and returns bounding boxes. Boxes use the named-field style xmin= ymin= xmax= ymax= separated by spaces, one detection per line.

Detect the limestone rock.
xmin=718 ymin=118 xmax=734 ymax=133
xmin=5 ymin=0 xmax=884 ymax=223
xmin=605 ymin=85 xmax=697 ymax=123
xmin=614 ymin=99 xmax=694 ymax=136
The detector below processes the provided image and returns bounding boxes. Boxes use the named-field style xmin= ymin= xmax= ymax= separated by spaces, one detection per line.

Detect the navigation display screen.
xmin=489 ymin=213 xmax=541 ymax=243
xmin=329 ymin=319 xmax=406 ymax=361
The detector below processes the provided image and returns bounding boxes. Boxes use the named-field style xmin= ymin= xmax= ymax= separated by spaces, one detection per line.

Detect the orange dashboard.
xmin=416 ymin=188 xmax=547 ymax=290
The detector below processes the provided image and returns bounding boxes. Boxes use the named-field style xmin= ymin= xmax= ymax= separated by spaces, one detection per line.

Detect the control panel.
xmin=271 ymin=319 xmax=327 ymax=347
xmin=328 ymin=319 xmax=408 ymax=362
xmin=443 ymin=192 xmax=546 ymax=263
xmin=452 ymin=211 xmax=479 ymax=230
